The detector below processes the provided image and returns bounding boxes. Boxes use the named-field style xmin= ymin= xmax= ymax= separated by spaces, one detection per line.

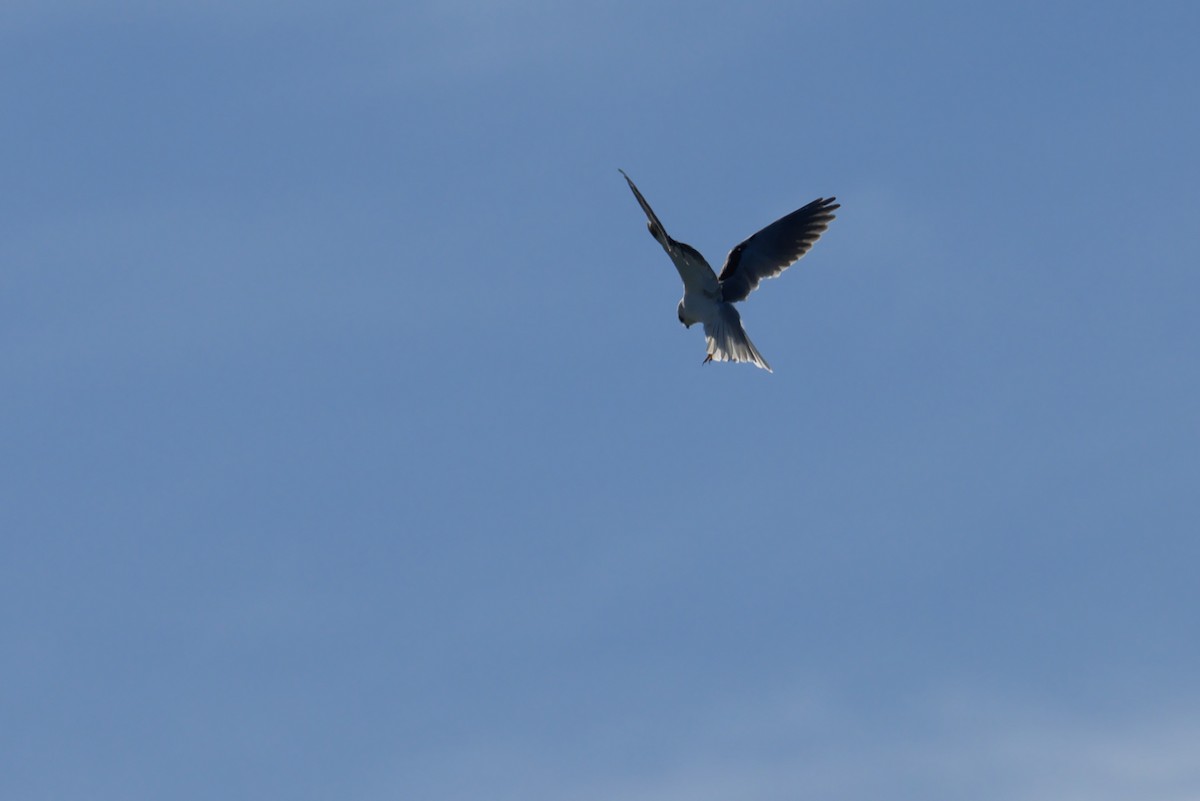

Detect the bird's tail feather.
xmin=702 ymin=304 xmax=772 ymax=372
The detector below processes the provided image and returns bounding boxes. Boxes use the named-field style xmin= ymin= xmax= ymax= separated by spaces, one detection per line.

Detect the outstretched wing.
xmin=718 ymin=196 xmax=839 ymax=303
xmin=620 ymin=170 xmax=720 ymax=298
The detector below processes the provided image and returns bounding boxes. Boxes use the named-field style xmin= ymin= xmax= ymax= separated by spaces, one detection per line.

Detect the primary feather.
xmin=717 ymin=197 xmax=840 ymax=303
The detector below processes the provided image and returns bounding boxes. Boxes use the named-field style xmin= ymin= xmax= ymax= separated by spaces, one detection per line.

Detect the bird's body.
xmin=620 ymin=170 xmax=838 ymax=372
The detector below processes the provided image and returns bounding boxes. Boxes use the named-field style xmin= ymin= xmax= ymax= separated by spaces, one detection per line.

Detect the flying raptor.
xmin=620 ymin=170 xmax=838 ymax=372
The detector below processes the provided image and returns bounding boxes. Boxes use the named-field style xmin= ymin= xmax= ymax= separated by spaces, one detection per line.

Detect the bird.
xmin=620 ymin=169 xmax=838 ymax=372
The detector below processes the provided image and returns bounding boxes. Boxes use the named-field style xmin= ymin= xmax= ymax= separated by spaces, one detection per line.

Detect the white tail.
xmin=702 ymin=304 xmax=772 ymax=372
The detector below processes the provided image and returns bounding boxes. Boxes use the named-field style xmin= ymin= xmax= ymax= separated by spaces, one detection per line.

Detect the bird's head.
xmin=677 ymin=301 xmax=690 ymax=328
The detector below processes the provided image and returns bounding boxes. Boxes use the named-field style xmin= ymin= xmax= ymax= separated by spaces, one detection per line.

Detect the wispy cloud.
xmin=592 ymin=690 xmax=1200 ymax=801
xmin=364 ymin=685 xmax=1200 ymax=801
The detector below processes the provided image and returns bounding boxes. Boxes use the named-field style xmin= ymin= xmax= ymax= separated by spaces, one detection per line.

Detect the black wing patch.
xmin=718 ymin=196 xmax=839 ymax=303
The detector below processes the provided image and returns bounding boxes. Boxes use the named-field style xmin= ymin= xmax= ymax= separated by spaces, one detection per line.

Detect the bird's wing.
xmin=620 ymin=170 xmax=720 ymax=298
xmin=717 ymin=196 xmax=839 ymax=303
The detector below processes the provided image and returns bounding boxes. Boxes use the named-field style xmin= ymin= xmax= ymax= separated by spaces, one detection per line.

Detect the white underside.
xmin=683 ymin=293 xmax=771 ymax=372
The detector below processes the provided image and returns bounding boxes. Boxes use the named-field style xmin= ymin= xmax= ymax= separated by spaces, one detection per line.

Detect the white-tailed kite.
xmin=620 ymin=170 xmax=838 ymax=372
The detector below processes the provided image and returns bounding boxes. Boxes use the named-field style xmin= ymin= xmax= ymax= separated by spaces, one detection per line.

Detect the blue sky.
xmin=4 ymin=1 xmax=1199 ymax=799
